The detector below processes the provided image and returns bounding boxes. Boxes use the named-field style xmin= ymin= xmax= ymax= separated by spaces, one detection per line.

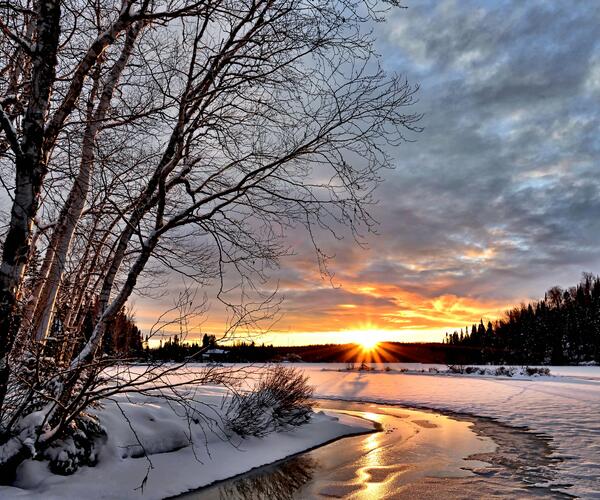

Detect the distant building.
xmin=202 ymin=348 xmax=228 ymax=362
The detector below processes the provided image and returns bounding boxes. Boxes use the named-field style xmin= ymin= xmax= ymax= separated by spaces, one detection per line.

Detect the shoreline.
xmin=177 ymin=398 xmax=567 ymax=499
xmin=0 ymin=407 xmax=372 ymax=500
xmin=3 ymin=363 xmax=595 ymax=498
xmin=168 ymin=414 xmax=379 ymax=499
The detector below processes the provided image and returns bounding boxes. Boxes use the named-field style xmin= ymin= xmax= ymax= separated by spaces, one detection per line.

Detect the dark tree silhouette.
xmin=446 ymin=273 xmax=600 ymax=365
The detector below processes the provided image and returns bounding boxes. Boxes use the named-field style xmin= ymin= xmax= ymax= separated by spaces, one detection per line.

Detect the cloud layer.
xmin=139 ymin=0 xmax=600 ymax=343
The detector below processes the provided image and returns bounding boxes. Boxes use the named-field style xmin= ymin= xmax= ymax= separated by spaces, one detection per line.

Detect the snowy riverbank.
xmin=2 ymin=362 xmax=599 ymax=499
xmin=0 ymin=382 xmax=372 ymax=500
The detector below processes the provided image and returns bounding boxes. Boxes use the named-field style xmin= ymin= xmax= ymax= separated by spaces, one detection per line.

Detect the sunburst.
xmin=358 ymin=336 xmax=379 ymax=351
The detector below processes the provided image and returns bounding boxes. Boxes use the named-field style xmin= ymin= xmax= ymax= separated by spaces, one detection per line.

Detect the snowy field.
xmin=2 ymin=363 xmax=599 ymax=499
xmin=299 ymin=363 xmax=600 ymax=498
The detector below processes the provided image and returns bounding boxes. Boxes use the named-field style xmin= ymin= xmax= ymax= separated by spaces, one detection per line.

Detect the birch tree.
xmin=0 ymin=0 xmax=420 ymax=472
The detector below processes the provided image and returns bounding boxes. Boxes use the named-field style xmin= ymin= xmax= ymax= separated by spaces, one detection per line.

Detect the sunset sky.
xmin=137 ymin=1 xmax=600 ymax=346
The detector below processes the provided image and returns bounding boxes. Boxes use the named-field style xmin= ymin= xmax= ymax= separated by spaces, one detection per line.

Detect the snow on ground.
xmin=2 ymin=363 xmax=599 ymax=499
xmin=0 ymin=381 xmax=372 ymax=500
xmin=297 ymin=363 xmax=600 ymax=498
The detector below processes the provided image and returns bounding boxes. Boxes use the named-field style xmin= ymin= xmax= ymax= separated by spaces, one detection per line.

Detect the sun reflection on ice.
xmin=351 ymin=412 xmax=399 ymax=499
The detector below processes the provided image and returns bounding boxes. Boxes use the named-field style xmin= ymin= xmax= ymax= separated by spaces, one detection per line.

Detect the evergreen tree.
xmin=449 ymin=273 xmax=600 ymax=365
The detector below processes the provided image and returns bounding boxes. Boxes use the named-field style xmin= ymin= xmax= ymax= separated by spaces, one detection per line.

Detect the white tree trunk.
xmin=30 ymin=23 xmax=141 ymax=343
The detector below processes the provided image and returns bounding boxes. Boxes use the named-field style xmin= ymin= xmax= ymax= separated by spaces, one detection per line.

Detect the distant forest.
xmin=142 ymin=339 xmax=481 ymax=364
xmin=91 ymin=273 xmax=600 ymax=365
xmin=446 ymin=273 xmax=600 ymax=364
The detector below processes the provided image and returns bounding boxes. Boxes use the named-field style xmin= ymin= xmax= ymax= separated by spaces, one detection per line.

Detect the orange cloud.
xmin=135 ymin=279 xmax=513 ymax=347
xmin=133 ymin=240 xmax=524 ymax=347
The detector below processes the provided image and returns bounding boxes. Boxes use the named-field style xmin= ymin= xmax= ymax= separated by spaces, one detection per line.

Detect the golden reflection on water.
xmin=318 ymin=406 xmax=497 ymax=499
xmin=353 ymin=412 xmax=397 ymax=499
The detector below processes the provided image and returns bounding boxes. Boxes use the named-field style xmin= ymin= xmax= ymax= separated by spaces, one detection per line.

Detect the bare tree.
xmin=0 ymin=0 xmax=420 ymax=473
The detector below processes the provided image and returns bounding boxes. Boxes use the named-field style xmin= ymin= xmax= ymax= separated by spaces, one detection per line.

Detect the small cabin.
xmin=202 ymin=348 xmax=228 ymax=362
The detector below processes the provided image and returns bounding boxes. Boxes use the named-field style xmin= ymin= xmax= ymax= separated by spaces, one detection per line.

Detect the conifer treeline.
xmin=147 ymin=333 xmax=217 ymax=362
xmin=445 ymin=273 xmax=600 ymax=364
xmin=55 ymin=273 xmax=600 ymax=365
xmin=146 ymin=338 xmax=278 ymax=363
xmin=46 ymin=306 xmax=144 ymax=361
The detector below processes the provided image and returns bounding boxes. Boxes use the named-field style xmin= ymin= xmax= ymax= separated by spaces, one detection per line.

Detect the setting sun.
xmin=359 ymin=336 xmax=379 ymax=351
xmin=345 ymin=328 xmax=382 ymax=351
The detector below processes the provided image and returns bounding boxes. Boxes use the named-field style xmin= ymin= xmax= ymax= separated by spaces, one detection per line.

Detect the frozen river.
xmin=178 ymin=399 xmax=566 ymax=499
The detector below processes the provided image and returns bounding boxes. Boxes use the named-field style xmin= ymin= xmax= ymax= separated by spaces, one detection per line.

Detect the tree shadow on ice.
xmin=180 ymin=454 xmax=317 ymax=500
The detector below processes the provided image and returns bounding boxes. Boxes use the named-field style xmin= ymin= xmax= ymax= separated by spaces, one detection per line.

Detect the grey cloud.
xmin=136 ymin=0 xmax=600 ymax=332
xmin=338 ymin=0 xmax=600 ymax=300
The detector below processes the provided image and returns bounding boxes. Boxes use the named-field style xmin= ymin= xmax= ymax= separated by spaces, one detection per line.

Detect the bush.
xmin=226 ymin=366 xmax=314 ymax=437
xmin=448 ymin=365 xmax=488 ymax=375
xmin=45 ymin=414 xmax=106 ymax=475
xmin=524 ymin=366 xmax=551 ymax=376
xmin=494 ymin=366 xmax=516 ymax=377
